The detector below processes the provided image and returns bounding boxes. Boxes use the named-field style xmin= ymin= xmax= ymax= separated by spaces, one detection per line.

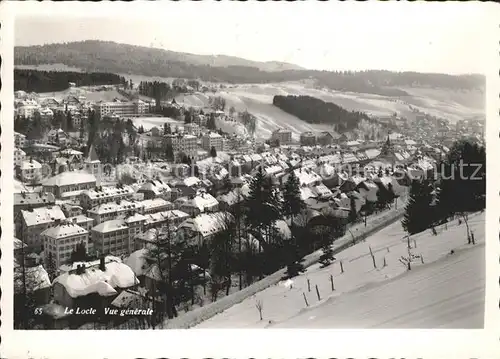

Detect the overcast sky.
xmin=13 ymin=2 xmax=493 ymax=75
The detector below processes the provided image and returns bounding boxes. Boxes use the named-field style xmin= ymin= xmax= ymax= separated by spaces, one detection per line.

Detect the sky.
xmin=12 ymin=1 xmax=493 ymax=75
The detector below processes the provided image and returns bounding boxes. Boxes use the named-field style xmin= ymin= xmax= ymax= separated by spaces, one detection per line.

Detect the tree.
xmin=66 ymin=111 xmax=74 ymax=132
xmin=210 ymin=146 xmax=217 ymax=159
xmin=46 ymin=252 xmax=57 ymax=280
xmin=281 ymin=171 xmax=305 ymax=277
xmin=401 ymin=179 xmax=434 ymax=235
xmin=209 ymin=214 xmax=235 ymax=299
xmin=70 ymin=242 xmax=87 ymax=263
xmin=163 ymin=123 xmax=172 ymax=135
xmin=229 ymin=106 xmax=236 ymax=117
xmin=138 ymin=125 xmax=145 ymax=134
xmin=184 ymin=111 xmax=192 ymax=124
xmin=209 ymin=96 xmax=226 ymax=111
xmin=164 ymin=143 xmax=174 ymax=162
xmin=240 ymin=110 xmax=256 ymax=137
xmin=207 ymin=113 xmax=217 ymax=131
xmin=348 ymin=195 xmax=358 ymax=224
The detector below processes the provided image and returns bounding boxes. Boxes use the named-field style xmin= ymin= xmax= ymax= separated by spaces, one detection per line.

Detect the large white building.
xmin=165 ymin=134 xmax=198 ymax=161
xmin=17 ymin=206 xmax=67 ymax=252
xmin=202 ymin=132 xmax=223 ymax=152
xmin=94 ymin=99 xmax=146 ymax=117
xmin=15 ymin=132 xmax=26 ymax=148
xmin=19 ymin=159 xmax=42 ymax=183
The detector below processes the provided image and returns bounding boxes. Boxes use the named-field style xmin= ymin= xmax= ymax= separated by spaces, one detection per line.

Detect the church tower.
xmin=85 ymin=144 xmax=102 ymax=186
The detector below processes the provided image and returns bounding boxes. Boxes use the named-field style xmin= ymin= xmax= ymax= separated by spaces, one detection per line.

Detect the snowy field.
xmin=131 ymin=116 xmax=182 ymax=131
xmin=196 ymin=212 xmax=484 ymax=329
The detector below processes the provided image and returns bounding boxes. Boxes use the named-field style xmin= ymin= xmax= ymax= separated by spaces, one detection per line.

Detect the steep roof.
xmin=86 ymin=144 xmax=100 ymax=164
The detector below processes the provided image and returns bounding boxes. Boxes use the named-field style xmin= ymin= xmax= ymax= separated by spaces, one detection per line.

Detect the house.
xmin=137 ymin=180 xmax=172 ymax=201
xmin=87 ymin=200 xmax=144 ymax=225
xmin=19 ymin=159 xmax=42 ymax=183
xmin=42 ymin=220 xmax=89 ymax=269
xmin=17 ymin=206 xmax=66 ymax=252
xmin=139 ymin=198 xmax=173 ymax=215
xmin=14 ymin=262 xmax=51 ymax=306
xmin=317 ymin=131 xmax=340 ymax=146
xmin=52 ymin=256 xmax=139 ymax=309
xmin=178 ymin=212 xmax=233 ymax=246
xmin=177 ymin=192 xmax=219 ymax=216
xmin=14 ymin=192 xmax=56 ymax=216
xmin=42 ymin=171 xmax=97 ymax=200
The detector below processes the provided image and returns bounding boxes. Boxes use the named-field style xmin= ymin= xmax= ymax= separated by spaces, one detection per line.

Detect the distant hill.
xmin=15 ymin=40 xmax=485 ymax=96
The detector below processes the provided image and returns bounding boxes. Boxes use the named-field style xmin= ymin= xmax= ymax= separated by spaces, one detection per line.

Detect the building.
xmin=184 ymin=123 xmax=202 ymax=136
xmin=18 ymin=105 xmax=40 ymax=118
xmin=52 ymin=256 xmax=139 ymax=309
xmin=42 ymin=220 xmax=89 ymax=269
xmin=202 ymin=132 xmax=223 ymax=152
xmin=15 ymin=132 xmax=26 ymax=148
xmin=84 ymin=145 xmax=102 ymax=186
xmin=42 ymin=171 xmax=97 ymax=200
xmin=14 ymin=192 xmax=56 ymax=216
xmin=137 ymin=180 xmax=172 ymax=200
xmin=271 ymin=129 xmax=292 ymax=145
xmin=17 ymin=206 xmax=66 ymax=252
xmin=177 ymin=192 xmax=219 ymax=216
xmin=91 ymin=214 xmax=146 ymax=257
xmin=87 ymin=200 xmax=144 ymax=225
xmin=19 ymin=159 xmax=42 ymax=183
xmin=47 ymin=129 xmax=68 ymax=146
xmin=178 ymin=212 xmax=233 ymax=246
xmin=67 ymin=215 xmax=94 ymax=232
xmin=142 ymin=210 xmax=190 ymax=232
xmin=140 ymin=198 xmax=173 ymax=215
xmin=94 ymin=100 xmax=146 ymax=118
xmin=14 ymin=148 xmax=26 ymax=167
xmin=80 ymin=185 xmax=135 ymax=210
xmin=300 ymin=132 xmax=317 ymax=146
xmin=165 ymin=134 xmax=198 ymax=161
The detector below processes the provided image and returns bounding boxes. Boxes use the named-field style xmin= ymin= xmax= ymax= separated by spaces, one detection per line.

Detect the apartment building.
xmin=80 ymin=185 xmax=136 ymax=210
xmin=165 ymin=134 xmax=198 ymax=161
xmin=137 ymin=180 xmax=172 ymax=200
xmin=17 ymin=206 xmax=66 ymax=252
xmin=300 ymin=132 xmax=317 ymax=146
xmin=87 ymin=200 xmax=144 ymax=225
xmin=184 ymin=123 xmax=202 ymax=136
xmin=42 ymin=220 xmax=89 ymax=269
xmin=14 ymin=148 xmax=26 ymax=167
xmin=271 ymin=129 xmax=292 ymax=145
xmin=15 ymin=132 xmax=26 ymax=148
xmin=19 ymin=159 xmax=42 ymax=183
xmin=202 ymin=132 xmax=223 ymax=152
xmin=14 ymin=192 xmax=56 ymax=216
xmin=91 ymin=214 xmax=146 ymax=257
xmin=18 ymin=105 xmax=40 ymax=118
xmin=177 ymin=192 xmax=219 ymax=216
xmin=142 ymin=209 xmax=190 ymax=231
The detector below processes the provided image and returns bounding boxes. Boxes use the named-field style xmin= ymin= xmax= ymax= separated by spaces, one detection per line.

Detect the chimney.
xmin=99 ymin=255 xmax=106 ymax=271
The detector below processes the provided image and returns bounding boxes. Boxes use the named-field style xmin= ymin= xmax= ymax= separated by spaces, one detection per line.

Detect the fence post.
xmin=413 ymin=239 xmax=417 ymax=248
xmin=307 ymin=278 xmax=311 ymax=292
xmin=383 ymin=256 xmax=387 ymax=268
xmin=330 ymin=274 xmax=335 ymax=291
xmin=315 ymin=285 xmax=321 ymax=301
xmin=303 ymin=292 xmax=309 ymax=307
xmin=340 ymin=260 xmax=344 ymax=273
xmin=371 ymin=254 xmax=377 ymax=269
xmin=420 ymin=255 xmax=424 ymax=264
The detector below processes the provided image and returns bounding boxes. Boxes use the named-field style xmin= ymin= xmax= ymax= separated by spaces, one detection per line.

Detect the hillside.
xmin=15 ymin=41 xmax=485 ymax=95
xmin=196 ymin=212 xmax=484 ymax=328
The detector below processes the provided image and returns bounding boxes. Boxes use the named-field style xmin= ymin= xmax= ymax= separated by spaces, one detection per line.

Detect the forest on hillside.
xmin=14 ymin=69 xmax=126 ymax=93
xmin=272 ymin=95 xmax=374 ymax=132
xmin=15 ymin=41 xmax=485 ymax=94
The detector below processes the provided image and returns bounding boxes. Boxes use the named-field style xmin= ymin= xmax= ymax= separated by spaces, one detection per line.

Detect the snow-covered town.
xmin=10 ymin=8 xmax=486 ymax=332
xmin=13 ymin=80 xmax=486 ymax=329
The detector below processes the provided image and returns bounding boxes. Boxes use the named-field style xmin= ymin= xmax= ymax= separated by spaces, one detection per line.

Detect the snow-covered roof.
xmin=91 ymin=219 xmax=129 ymax=234
xmin=180 ymin=193 xmax=219 ymax=212
xmin=144 ymin=210 xmax=190 ymax=226
xmin=41 ymin=223 xmax=88 ymax=239
xmin=178 ymin=212 xmax=233 ymax=238
xmin=139 ymin=180 xmax=171 ymax=195
xmin=53 ymin=258 xmax=139 ymax=298
xmin=124 ymin=213 xmax=147 ymax=224
xmin=88 ymin=200 xmax=142 ymax=215
xmin=83 ymin=185 xmax=135 ymax=200
xmin=294 ymin=168 xmax=322 ymax=186
xmin=217 ymin=185 xmax=250 ymax=206
xmin=42 ymin=171 xmax=96 ymax=187
xmin=365 ymin=149 xmax=381 ymax=159
xmin=300 ymin=187 xmax=317 ymax=201
xmin=21 ymin=206 xmax=66 ymax=227
xmin=14 ymin=192 xmax=55 ymax=206
xmin=20 ymin=160 xmax=42 ymax=170
xmin=14 ymin=265 xmax=51 ymax=293
xmin=139 ymin=198 xmax=172 ymax=211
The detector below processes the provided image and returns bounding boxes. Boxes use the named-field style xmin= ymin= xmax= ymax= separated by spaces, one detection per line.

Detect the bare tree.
xmin=255 ymin=297 xmax=264 ymax=321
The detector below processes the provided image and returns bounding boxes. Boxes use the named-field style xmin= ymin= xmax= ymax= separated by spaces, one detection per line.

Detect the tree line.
xmin=402 ymin=140 xmax=485 ymax=241
xmin=272 ymin=95 xmax=374 ymax=132
xmin=14 ymin=69 xmax=125 ymax=93
xmin=15 ymin=41 xmax=484 ymax=93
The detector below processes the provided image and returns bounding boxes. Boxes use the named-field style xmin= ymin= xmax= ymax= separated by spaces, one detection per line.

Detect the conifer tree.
xmin=401 ymin=179 xmax=434 ymax=235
